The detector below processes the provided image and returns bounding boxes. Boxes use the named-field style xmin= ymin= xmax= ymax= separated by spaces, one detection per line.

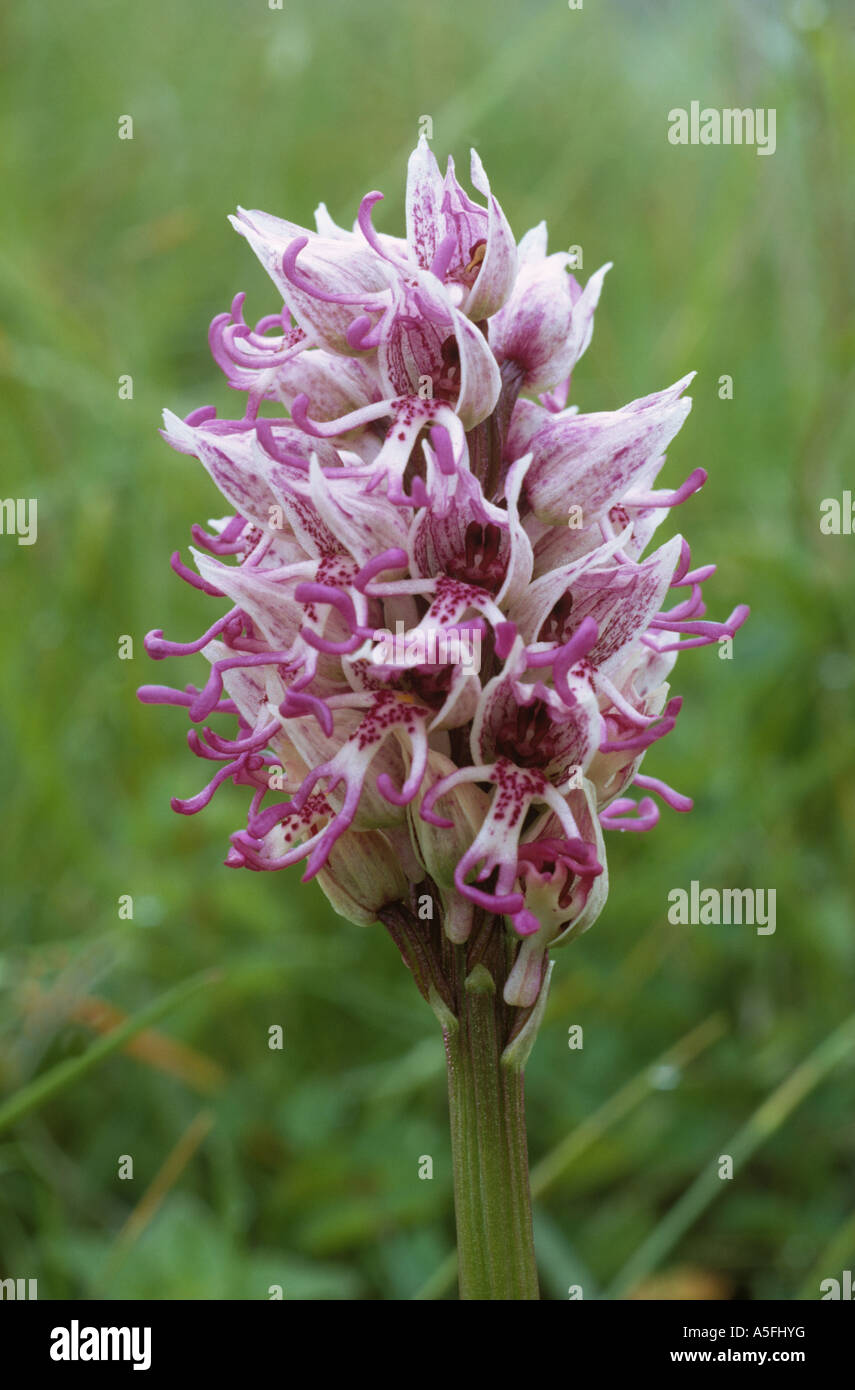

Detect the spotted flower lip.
xmin=140 ymin=137 xmax=748 ymax=1011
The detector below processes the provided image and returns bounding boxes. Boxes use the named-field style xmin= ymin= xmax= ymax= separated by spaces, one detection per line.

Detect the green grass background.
xmin=0 ymin=0 xmax=853 ymax=1300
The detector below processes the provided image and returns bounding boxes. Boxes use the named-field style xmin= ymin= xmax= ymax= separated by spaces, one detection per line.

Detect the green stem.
xmin=380 ymin=901 xmax=540 ymax=1299
xmin=444 ymin=950 xmax=539 ymax=1300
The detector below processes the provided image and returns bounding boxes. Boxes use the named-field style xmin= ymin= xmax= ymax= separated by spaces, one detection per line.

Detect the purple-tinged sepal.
xmin=521 ymin=376 xmax=695 ymax=527
xmin=489 ymin=223 xmax=610 ymax=393
xmin=231 ymin=208 xmax=395 ymax=356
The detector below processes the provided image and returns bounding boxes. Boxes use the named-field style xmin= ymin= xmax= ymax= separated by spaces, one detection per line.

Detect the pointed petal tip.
xmin=161 ymin=407 xmax=190 ymax=438
xmin=469 ymin=146 xmax=488 ymax=192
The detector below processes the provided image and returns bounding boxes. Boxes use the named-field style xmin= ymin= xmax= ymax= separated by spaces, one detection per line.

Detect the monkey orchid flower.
xmin=139 ymin=136 xmax=748 ymax=1301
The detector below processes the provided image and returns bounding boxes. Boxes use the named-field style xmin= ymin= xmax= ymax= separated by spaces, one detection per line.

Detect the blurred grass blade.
xmin=796 ymin=1204 xmax=855 ymax=1300
xmin=412 ymin=1013 xmax=726 ymax=1300
xmin=531 ymin=1013 xmax=726 ymax=1197
xmin=609 ymin=1011 xmax=855 ymax=1298
xmin=0 ymin=971 xmax=222 ymax=1137
xmin=112 ymin=1110 xmax=216 ymax=1264
xmin=532 ymin=1205 xmax=600 ymax=1300
xmin=69 ymin=993 xmax=226 ymax=1094
xmin=413 ymin=1249 xmax=458 ymax=1303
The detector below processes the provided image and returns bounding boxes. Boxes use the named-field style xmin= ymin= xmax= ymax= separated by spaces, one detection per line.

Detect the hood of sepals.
xmin=517 ymin=376 xmax=696 ymax=528
xmin=472 ymin=637 xmax=603 ymax=784
xmin=407 ymin=453 xmax=534 ymax=612
xmin=375 ymin=272 xmax=502 ymax=431
xmin=141 ymin=138 xmax=748 ymax=1005
xmin=488 ymin=222 xmax=611 ymax=396
xmin=406 ymin=137 xmax=518 ymax=322
xmin=230 ymin=207 xmax=397 ymax=357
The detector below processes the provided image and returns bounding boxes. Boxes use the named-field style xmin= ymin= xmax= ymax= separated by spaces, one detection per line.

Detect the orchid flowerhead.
xmin=140 ymin=138 xmax=748 ymax=1018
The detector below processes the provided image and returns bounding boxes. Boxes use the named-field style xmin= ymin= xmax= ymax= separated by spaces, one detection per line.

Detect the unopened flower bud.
xmin=316 ymin=828 xmax=409 ymax=926
xmin=408 ymin=751 xmax=489 ymax=942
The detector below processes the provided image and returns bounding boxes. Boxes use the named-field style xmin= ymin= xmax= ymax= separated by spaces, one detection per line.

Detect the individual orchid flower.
xmin=140 ymin=138 xmax=748 ymax=1301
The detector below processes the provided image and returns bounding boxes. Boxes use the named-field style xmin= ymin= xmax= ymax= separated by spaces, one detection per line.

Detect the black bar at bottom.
xmin=0 ymin=1296 xmax=850 ymax=1376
